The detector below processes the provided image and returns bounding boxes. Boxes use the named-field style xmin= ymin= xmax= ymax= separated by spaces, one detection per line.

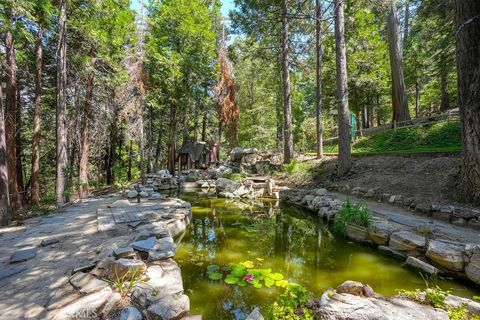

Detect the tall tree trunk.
xmin=440 ymin=65 xmax=450 ymax=111
xmin=334 ymin=0 xmax=352 ymax=177
xmin=315 ymin=0 xmax=323 ymax=159
xmin=139 ymin=100 xmax=145 ymax=184
xmin=0 ymin=69 xmax=11 ymax=225
xmin=79 ymin=55 xmax=94 ymax=199
xmin=127 ymin=140 xmax=133 ymax=181
xmin=386 ymin=0 xmax=410 ymax=123
xmin=193 ymin=101 xmax=199 ymax=141
xmin=56 ymin=0 xmax=68 ymax=206
xmin=154 ymin=112 xmax=163 ymax=172
xmin=30 ymin=26 xmax=44 ymax=206
xmin=281 ymin=0 xmax=293 ymax=164
xmin=403 ymin=0 xmax=409 ymax=55
xmin=201 ymin=107 xmax=207 ymax=142
xmin=415 ymin=79 xmax=420 ymax=117
xmin=4 ymin=9 xmax=21 ymax=211
xmin=15 ymin=86 xmax=24 ymax=202
xmin=276 ymin=81 xmax=283 ymax=151
xmin=454 ymin=0 xmax=480 ymax=205
xmin=147 ymin=105 xmax=153 ymax=173
xmin=167 ymin=103 xmax=177 ymax=174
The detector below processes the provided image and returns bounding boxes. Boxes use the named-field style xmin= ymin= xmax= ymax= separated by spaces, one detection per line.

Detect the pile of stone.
xmin=311 ymin=280 xmax=480 ymax=320
xmin=49 ymin=198 xmax=196 ymax=320
xmin=280 ymin=188 xmax=480 ymax=287
xmin=328 ymin=184 xmax=480 ymax=230
xmin=216 ymin=177 xmax=286 ymax=200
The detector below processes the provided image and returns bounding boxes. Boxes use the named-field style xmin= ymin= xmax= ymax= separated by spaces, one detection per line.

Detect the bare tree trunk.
xmin=4 ymin=9 xmax=21 ymax=211
xmin=139 ymin=100 xmax=145 ymax=184
xmin=386 ymin=0 xmax=410 ymax=123
xmin=276 ymin=82 xmax=283 ymax=151
xmin=440 ymin=65 xmax=450 ymax=111
xmin=0 ymin=70 xmax=11 ymax=225
xmin=154 ymin=112 xmax=163 ymax=172
xmin=30 ymin=26 xmax=44 ymax=206
xmin=454 ymin=0 xmax=480 ymax=205
xmin=315 ymin=0 xmax=323 ymax=159
xmin=281 ymin=0 xmax=293 ymax=163
xmin=56 ymin=0 xmax=68 ymax=206
xmin=127 ymin=140 xmax=133 ymax=181
xmin=15 ymin=86 xmax=24 ymax=202
xmin=79 ymin=55 xmax=94 ymax=199
xmin=167 ymin=103 xmax=177 ymax=174
xmin=147 ymin=105 xmax=154 ymax=173
xmin=403 ymin=0 xmax=410 ymax=55
xmin=334 ymin=0 xmax=351 ymax=177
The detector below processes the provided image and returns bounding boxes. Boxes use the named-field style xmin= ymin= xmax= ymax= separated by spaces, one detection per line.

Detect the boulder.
xmin=415 ymin=203 xmax=432 ymax=215
xmin=245 ymin=307 xmax=264 ymax=320
xmin=41 ymin=238 xmax=60 ymax=247
xmin=69 ymin=272 xmax=109 ymax=294
xmin=10 ymin=247 xmax=37 ymax=263
xmin=113 ymin=247 xmax=136 ymax=259
xmin=368 ymin=220 xmax=395 ymax=245
xmin=139 ymin=191 xmax=149 ymax=198
xmin=147 ymin=293 xmax=189 ymax=320
xmin=51 ymin=288 xmax=113 ymax=320
xmin=215 ymin=178 xmax=240 ymax=192
xmin=91 ymin=258 xmax=146 ymax=281
xmin=148 ymin=237 xmax=177 ymax=261
xmin=426 ymin=240 xmax=465 ymax=272
xmin=454 ymin=207 xmax=480 ymax=219
xmin=405 ymin=256 xmax=439 ymax=275
xmin=345 ymin=224 xmax=370 ymax=243
xmin=465 ymin=251 xmax=480 ymax=285
xmin=336 ymin=280 xmax=365 ymax=296
xmin=108 ymin=199 xmax=131 ymax=208
xmin=131 ymin=236 xmax=157 ymax=252
xmin=388 ymin=231 xmax=425 ymax=255
xmin=279 ymin=189 xmax=311 ymax=203
xmin=127 ymin=191 xmax=138 ymax=199
xmin=445 ymin=295 xmax=480 ymax=313
xmin=120 ymin=307 xmax=143 ymax=320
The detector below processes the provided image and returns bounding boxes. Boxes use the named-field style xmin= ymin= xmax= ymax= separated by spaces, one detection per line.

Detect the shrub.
xmin=333 ymin=201 xmax=371 ymax=235
xmin=270 ymin=283 xmax=314 ymax=320
xmin=224 ymin=172 xmax=247 ymax=181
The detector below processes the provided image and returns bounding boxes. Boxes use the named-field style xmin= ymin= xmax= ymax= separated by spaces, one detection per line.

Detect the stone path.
xmin=0 ymin=192 xmax=191 ymax=320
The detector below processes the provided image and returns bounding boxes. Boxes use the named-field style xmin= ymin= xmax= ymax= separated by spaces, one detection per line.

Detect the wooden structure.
xmin=177 ymin=141 xmax=211 ymax=170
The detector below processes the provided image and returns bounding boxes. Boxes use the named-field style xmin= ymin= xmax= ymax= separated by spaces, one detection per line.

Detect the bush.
xmin=333 ymin=201 xmax=371 ymax=235
xmin=270 ymin=283 xmax=314 ymax=320
xmin=224 ymin=172 xmax=247 ymax=181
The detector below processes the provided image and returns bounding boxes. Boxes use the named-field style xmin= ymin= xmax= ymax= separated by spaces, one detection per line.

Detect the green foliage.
xmin=418 ymin=225 xmax=431 ymax=237
xmin=270 ymin=284 xmax=314 ymax=320
xmin=206 ymin=261 xmax=288 ymax=289
xmin=333 ymin=201 xmax=371 ymax=235
xmin=396 ymin=286 xmax=448 ymax=309
xmin=447 ymin=306 xmax=480 ymax=320
xmin=224 ymin=172 xmax=247 ymax=182
xmin=109 ymin=267 xmax=154 ymax=297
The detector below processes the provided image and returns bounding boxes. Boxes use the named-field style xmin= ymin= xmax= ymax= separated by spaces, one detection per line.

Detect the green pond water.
xmin=170 ymin=191 xmax=479 ymax=319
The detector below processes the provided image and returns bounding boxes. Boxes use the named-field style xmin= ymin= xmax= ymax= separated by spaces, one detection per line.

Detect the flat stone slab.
xmin=41 ymin=238 xmax=60 ymax=246
xmin=10 ymin=247 xmax=37 ymax=263
xmin=113 ymin=246 xmax=136 ymax=259
xmin=69 ymin=272 xmax=109 ymax=294
xmin=148 ymin=237 xmax=176 ymax=261
xmin=147 ymin=293 xmax=189 ymax=320
xmin=131 ymin=236 xmax=157 ymax=252
xmin=120 ymin=307 xmax=143 ymax=320
xmin=389 ymin=231 xmax=425 ymax=253
xmin=426 ymin=239 xmax=465 ymax=272
xmin=405 ymin=256 xmax=439 ymax=275
xmin=0 ymin=265 xmax=27 ymax=281
xmin=51 ymin=287 xmax=112 ymax=320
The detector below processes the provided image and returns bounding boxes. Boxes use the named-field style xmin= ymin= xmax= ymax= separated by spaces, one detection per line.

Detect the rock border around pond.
xmin=280 ymin=188 xmax=480 ymax=288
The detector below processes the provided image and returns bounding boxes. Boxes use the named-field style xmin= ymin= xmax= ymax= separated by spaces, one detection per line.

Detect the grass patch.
xmin=333 ymin=201 xmax=371 ymax=235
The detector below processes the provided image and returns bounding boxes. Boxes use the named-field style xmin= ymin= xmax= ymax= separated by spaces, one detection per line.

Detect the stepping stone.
xmin=69 ymin=272 xmax=109 ymax=294
xmin=72 ymin=263 xmax=96 ymax=274
xmin=148 ymin=237 xmax=177 ymax=261
xmin=120 ymin=307 xmax=143 ymax=320
xmin=113 ymin=247 xmax=136 ymax=259
xmin=10 ymin=247 xmax=37 ymax=263
xmin=41 ymin=238 xmax=60 ymax=247
xmin=0 ymin=265 xmax=27 ymax=281
xmin=128 ymin=221 xmax=142 ymax=229
xmin=131 ymin=236 xmax=157 ymax=252
xmin=40 ymin=217 xmax=66 ymax=225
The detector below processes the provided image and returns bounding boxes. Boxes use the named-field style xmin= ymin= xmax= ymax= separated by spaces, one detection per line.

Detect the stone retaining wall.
xmin=280 ymin=188 xmax=480 ymax=288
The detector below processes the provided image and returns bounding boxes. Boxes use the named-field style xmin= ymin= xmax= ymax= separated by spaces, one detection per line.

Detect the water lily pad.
xmin=256 ymin=258 xmax=264 ymax=262
xmin=231 ymin=267 xmax=246 ymax=278
xmin=242 ymin=261 xmax=254 ymax=268
xmin=207 ymin=264 xmax=219 ymax=272
xmin=275 ymin=280 xmax=289 ymax=287
xmin=224 ymin=276 xmax=239 ymax=285
xmin=264 ymin=277 xmax=275 ymax=287
xmin=208 ymin=272 xmax=223 ymax=280
xmin=268 ymin=272 xmax=283 ymax=281
xmin=253 ymin=282 xmax=263 ymax=289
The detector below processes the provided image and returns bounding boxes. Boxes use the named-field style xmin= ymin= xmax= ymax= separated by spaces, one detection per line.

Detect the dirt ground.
xmin=304 ymin=154 xmax=464 ymax=206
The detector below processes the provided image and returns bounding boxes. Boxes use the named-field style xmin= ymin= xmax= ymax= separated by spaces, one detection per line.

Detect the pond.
xmin=170 ymin=191 xmax=479 ymax=319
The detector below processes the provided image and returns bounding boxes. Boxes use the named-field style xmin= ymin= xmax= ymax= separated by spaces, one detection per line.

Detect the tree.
xmin=281 ymin=0 xmax=293 ymax=163
xmin=0 ymin=65 xmax=10 ymax=225
xmin=56 ymin=0 xmax=68 ymax=206
xmin=334 ymin=0 xmax=351 ymax=176
xmin=315 ymin=0 xmax=323 ymax=159
xmin=454 ymin=0 xmax=480 ymax=205
xmin=386 ymin=0 xmax=410 ymax=123
xmin=3 ymin=6 xmax=22 ymax=210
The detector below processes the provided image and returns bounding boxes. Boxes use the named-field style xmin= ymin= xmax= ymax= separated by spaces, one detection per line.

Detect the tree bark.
xmin=15 ymin=85 xmax=24 ymax=202
xmin=454 ymin=0 xmax=480 ymax=205
xmin=403 ymin=0 xmax=410 ymax=55
xmin=30 ymin=25 xmax=44 ymax=206
xmin=415 ymin=79 xmax=420 ymax=117
xmin=440 ymin=65 xmax=450 ymax=111
xmin=4 ymin=8 xmax=21 ymax=211
xmin=281 ymin=0 xmax=293 ymax=163
xmin=56 ymin=0 xmax=68 ymax=206
xmin=127 ymin=140 xmax=133 ymax=181
xmin=154 ymin=112 xmax=163 ymax=172
xmin=315 ymin=0 xmax=323 ymax=159
xmin=79 ymin=54 xmax=94 ymax=199
xmin=386 ymin=0 xmax=410 ymax=123
xmin=0 ymin=68 xmax=11 ymax=225
xmin=334 ymin=0 xmax=352 ymax=177
xmin=167 ymin=103 xmax=177 ymax=174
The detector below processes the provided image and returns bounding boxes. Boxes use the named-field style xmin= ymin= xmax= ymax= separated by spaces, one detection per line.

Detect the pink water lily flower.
xmin=244 ymin=274 xmax=254 ymax=281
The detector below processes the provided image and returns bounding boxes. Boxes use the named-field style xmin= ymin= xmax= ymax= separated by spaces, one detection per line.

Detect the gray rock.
xmin=51 ymin=288 xmax=112 ymax=320
xmin=465 ymin=251 xmax=480 ymax=285
xmin=10 ymin=247 xmax=37 ymax=263
xmin=415 ymin=203 xmax=432 ymax=215
xmin=106 ymin=259 xmax=147 ymax=281
xmin=108 ymin=199 xmax=131 ymax=208
xmin=445 ymin=295 xmax=480 ymax=313
xmin=336 ymin=280 xmax=365 ymax=296
xmin=345 ymin=224 xmax=370 ymax=243
xmin=69 ymin=272 xmax=109 ymax=294
xmin=454 ymin=207 xmax=480 ymax=219
xmin=147 ymin=293 xmax=189 ymax=320
xmin=127 ymin=191 xmax=138 ymax=198
xmin=451 ymin=217 xmax=467 ymax=226
xmin=389 ymin=231 xmax=425 ymax=255
xmin=426 ymin=239 xmax=465 ymax=272
xmin=113 ymin=246 xmax=136 ymax=259
xmin=245 ymin=307 xmax=264 ymax=320
xmin=378 ymin=245 xmax=406 ymax=260
xmin=120 ymin=307 xmax=143 ymax=320
xmin=0 ymin=265 xmax=27 ymax=281
xmin=149 ymin=237 xmax=177 ymax=261
xmin=139 ymin=191 xmax=149 ymax=198
xmin=368 ymin=220 xmax=395 ymax=245
xmin=405 ymin=256 xmax=438 ymax=275
xmin=41 ymin=238 xmax=60 ymax=246
xmin=131 ymin=236 xmax=157 ymax=252
xmin=468 ymin=219 xmax=480 ymax=230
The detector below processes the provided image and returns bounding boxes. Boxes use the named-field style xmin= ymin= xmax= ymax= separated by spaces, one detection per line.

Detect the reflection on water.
xmin=171 ymin=191 xmax=479 ymax=319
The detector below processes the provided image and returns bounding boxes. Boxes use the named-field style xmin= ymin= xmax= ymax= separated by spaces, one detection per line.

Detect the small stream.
xmin=169 ymin=190 xmax=479 ymax=319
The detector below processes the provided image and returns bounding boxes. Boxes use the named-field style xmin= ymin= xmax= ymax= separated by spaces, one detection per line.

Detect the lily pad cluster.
xmin=206 ymin=260 xmax=288 ymax=289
